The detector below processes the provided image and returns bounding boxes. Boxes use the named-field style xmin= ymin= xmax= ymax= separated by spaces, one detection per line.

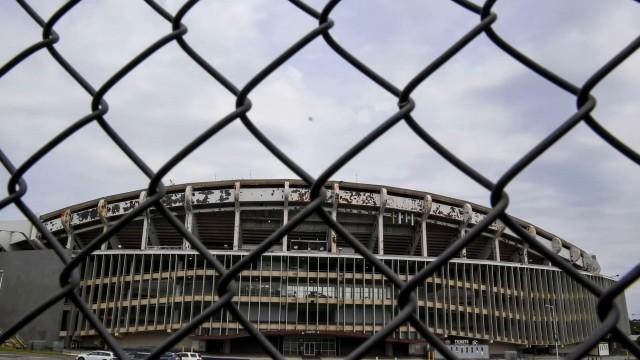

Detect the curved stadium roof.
xmin=38 ymin=179 xmax=600 ymax=273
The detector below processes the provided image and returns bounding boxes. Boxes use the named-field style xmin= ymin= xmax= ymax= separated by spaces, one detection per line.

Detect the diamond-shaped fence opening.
xmin=1 ymin=1 xmax=639 ymax=359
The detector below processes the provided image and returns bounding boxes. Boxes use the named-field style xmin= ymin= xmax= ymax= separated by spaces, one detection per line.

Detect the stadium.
xmin=0 ymin=179 xmax=630 ymax=357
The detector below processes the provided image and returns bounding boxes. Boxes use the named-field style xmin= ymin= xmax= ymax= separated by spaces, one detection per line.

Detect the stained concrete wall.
xmin=0 ymin=249 xmax=68 ymax=344
xmin=616 ymin=291 xmax=631 ymax=335
xmin=80 ymin=332 xmax=197 ymax=352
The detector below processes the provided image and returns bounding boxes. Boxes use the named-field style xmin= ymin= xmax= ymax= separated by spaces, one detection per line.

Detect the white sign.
xmin=436 ymin=344 xmax=489 ymax=359
xmin=453 ymin=339 xmax=478 ymax=345
xmin=598 ymin=342 xmax=609 ymax=356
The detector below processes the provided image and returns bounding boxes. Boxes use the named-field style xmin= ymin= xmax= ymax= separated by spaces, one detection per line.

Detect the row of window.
xmin=82 ymin=253 xmax=537 ymax=279
xmin=84 ymin=275 xmax=566 ymax=306
xmin=63 ymin=300 xmax=590 ymax=343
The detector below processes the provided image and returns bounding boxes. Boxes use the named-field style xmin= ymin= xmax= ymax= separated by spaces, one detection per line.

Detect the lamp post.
xmin=546 ymin=304 xmax=559 ymax=360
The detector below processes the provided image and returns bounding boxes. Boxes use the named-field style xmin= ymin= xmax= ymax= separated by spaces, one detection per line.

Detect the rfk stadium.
xmin=0 ymin=179 xmax=630 ymax=357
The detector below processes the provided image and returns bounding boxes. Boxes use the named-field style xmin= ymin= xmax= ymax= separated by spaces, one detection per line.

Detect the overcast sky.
xmin=1 ymin=0 xmax=639 ymax=318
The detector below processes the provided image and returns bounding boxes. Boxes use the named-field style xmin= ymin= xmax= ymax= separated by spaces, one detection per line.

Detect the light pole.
xmin=546 ymin=304 xmax=559 ymax=360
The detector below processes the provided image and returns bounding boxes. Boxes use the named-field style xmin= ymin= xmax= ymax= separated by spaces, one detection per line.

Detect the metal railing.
xmin=1 ymin=0 xmax=639 ymax=359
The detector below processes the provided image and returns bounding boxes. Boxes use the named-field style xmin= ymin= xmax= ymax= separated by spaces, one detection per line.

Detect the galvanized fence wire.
xmin=0 ymin=0 xmax=639 ymax=359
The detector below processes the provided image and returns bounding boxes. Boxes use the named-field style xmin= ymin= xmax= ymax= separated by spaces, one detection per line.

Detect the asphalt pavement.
xmin=0 ymin=353 xmax=69 ymax=360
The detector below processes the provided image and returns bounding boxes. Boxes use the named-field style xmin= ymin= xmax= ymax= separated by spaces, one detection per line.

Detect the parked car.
xmin=75 ymin=351 xmax=116 ymax=360
xmin=126 ymin=351 xmax=150 ymax=360
xmin=176 ymin=352 xmax=202 ymax=360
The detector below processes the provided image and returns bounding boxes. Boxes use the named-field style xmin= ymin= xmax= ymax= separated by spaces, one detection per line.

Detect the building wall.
xmin=615 ymin=291 xmax=631 ymax=335
xmin=78 ymin=332 xmax=199 ymax=351
xmin=61 ymin=251 xmax=618 ymax=349
xmin=0 ymin=249 xmax=68 ymax=344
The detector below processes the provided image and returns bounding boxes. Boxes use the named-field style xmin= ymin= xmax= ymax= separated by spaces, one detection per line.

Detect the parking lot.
xmin=0 ymin=352 xmax=72 ymax=360
xmin=0 ymin=352 xmax=256 ymax=360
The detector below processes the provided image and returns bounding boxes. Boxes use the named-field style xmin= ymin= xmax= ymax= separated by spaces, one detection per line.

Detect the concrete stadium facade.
xmin=1 ymin=179 xmax=628 ymax=357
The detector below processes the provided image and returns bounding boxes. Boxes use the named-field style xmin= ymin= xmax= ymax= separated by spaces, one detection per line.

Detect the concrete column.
xmin=282 ymin=181 xmax=289 ymax=252
xmin=330 ymin=183 xmax=339 ymax=254
xmin=421 ymin=195 xmax=432 ymax=257
xmin=223 ymin=339 xmax=231 ymax=354
xmin=494 ymin=221 xmax=505 ymax=261
xmin=97 ymin=199 xmax=109 ymax=250
xmin=408 ymin=194 xmax=431 ymax=256
xmin=139 ymin=191 xmax=159 ymax=249
xmin=61 ymin=209 xmax=74 ymax=250
xmin=232 ymin=182 xmax=241 ymax=250
xmin=378 ymin=188 xmax=387 ymax=255
xmin=183 ymin=186 xmax=193 ymax=250
xmin=98 ymin=198 xmax=120 ymax=249
xmin=140 ymin=191 xmax=148 ymax=250
xmin=524 ymin=225 xmax=535 ymax=265
xmin=458 ymin=203 xmax=472 ymax=258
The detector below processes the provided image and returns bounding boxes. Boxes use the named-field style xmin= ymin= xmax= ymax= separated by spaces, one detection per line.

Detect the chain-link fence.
xmin=1 ymin=0 xmax=639 ymax=359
